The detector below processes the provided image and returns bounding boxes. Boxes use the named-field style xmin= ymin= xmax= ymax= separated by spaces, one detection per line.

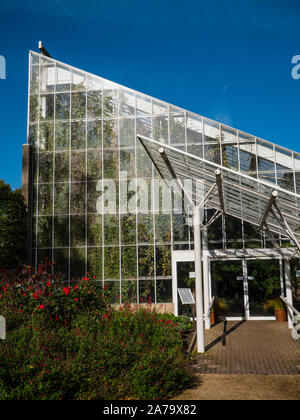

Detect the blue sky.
xmin=0 ymin=0 xmax=300 ymax=189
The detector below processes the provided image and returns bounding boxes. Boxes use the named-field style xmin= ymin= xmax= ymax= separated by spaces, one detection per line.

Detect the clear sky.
xmin=0 ymin=0 xmax=300 ymax=189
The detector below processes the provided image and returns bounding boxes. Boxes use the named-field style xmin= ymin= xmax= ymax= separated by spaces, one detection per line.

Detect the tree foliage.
xmin=0 ymin=180 xmax=27 ymax=268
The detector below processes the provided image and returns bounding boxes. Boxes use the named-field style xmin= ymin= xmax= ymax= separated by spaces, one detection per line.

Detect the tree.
xmin=0 ymin=180 xmax=27 ymax=268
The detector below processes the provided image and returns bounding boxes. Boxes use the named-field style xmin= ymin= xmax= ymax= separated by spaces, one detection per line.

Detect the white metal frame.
xmin=172 ymin=248 xmax=297 ymax=324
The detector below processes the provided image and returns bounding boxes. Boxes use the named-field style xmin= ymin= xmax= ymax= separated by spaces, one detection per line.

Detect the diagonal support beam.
xmin=159 ymin=148 xmax=194 ymax=208
xmin=259 ymin=190 xmax=278 ymax=231
xmin=259 ymin=190 xmax=300 ymax=257
xmin=215 ymin=170 xmax=225 ymax=212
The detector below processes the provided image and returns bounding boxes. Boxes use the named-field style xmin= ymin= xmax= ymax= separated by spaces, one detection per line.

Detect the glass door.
xmin=211 ymin=260 xmax=245 ymax=317
xmin=247 ymin=259 xmax=281 ymax=317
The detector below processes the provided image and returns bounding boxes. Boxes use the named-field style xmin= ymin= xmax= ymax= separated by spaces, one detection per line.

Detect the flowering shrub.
xmin=0 ymin=264 xmax=194 ymax=400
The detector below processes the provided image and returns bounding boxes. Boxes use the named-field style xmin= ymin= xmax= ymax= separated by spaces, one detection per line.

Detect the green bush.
xmin=0 ymin=265 xmax=194 ymax=400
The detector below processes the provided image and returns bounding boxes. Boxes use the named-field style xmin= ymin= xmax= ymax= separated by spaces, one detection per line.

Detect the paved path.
xmin=194 ymin=321 xmax=300 ymax=375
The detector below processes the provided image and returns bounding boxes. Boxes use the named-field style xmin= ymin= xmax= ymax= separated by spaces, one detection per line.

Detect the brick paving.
xmin=194 ymin=321 xmax=300 ymax=375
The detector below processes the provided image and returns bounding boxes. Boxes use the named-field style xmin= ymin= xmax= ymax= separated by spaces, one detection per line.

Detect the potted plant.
xmin=264 ymin=298 xmax=287 ymax=322
xmin=210 ymin=298 xmax=228 ymax=324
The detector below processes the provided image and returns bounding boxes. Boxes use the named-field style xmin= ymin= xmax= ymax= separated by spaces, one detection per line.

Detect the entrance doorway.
xmin=172 ymin=250 xmax=285 ymax=321
xmin=211 ymin=259 xmax=281 ymax=320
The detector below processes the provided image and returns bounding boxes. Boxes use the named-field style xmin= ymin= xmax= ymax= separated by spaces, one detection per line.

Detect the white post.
xmin=284 ymin=259 xmax=294 ymax=329
xmin=202 ymin=227 xmax=211 ymax=329
xmin=193 ymin=205 xmax=205 ymax=353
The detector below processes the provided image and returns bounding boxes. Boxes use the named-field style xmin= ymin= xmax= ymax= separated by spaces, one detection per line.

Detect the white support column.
xmin=193 ymin=205 xmax=205 ymax=353
xmin=243 ymin=259 xmax=250 ymax=319
xmin=284 ymin=259 xmax=294 ymax=329
xmin=202 ymin=227 xmax=211 ymax=329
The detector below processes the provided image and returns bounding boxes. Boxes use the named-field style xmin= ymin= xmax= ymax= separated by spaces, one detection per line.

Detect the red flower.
xmin=39 ymin=304 xmax=44 ymax=309
xmin=63 ymin=287 xmax=70 ymax=296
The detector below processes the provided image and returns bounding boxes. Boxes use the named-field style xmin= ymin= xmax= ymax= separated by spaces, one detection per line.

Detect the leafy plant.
xmin=264 ymin=298 xmax=285 ymax=311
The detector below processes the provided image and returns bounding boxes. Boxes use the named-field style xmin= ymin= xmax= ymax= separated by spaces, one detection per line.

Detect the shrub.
xmin=0 ymin=265 xmax=194 ymax=400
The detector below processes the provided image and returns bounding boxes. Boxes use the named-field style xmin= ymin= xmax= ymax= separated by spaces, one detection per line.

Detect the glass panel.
xmin=30 ymin=65 xmax=39 ymax=94
xmin=87 ymin=150 xmax=102 ymax=180
xmin=156 ymin=245 xmax=171 ymax=277
xmin=119 ymin=118 xmax=135 ymax=147
xmin=104 ymin=247 xmax=120 ymax=279
xmin=243 ymin=221 xmax=262 ymax=249
xmin=186 ymin=113 xmax=203 ymax=144
xmin=87 ymin=247 xmax=102 ymax=280
xmin=103 ymin=119 xmax=118 ymax=148
xmin=153 ymin=116 xmax=168 ymax=144
xmin=136 ymin=116 xmax=152 ymax=137
xmin=247 ymin=260 xmax=281 ymax=317
xmin=87 ymin=90 xmax=102 ymax=118
xmin=70 ymin=248 xmax=86 ymax=281
xmin=54 ymin=216 xmax=69 ymax=247
xmin=70 ymin=182 xmax=86 ymax=214
xmin=56 ymin=64 xmax=71 ymax=92
xmin=119 ymin=89 xmax=135 ymax=116
xmin=138 ymin=214 xmax=153 ymax=244
xmin=138 ymin=246 xmax=154 ymax=278
xmin=37 ymin=216 xmax=52 ymax=248
xmin=257 ymin=140 xmax=276 ymax=184
xmin=39 ymin=94 xmax=54 ymax=120
xmin=29 ymin=95 xmax=39 ymax=122
xmin=212 ymin=261 xmax=244 ymax=317
xmin=38 ymin=184 xmax=52 ymax=215
xmin=103 ymin=81 xmax=118 ymax=117
xmin=137 ymin=148 xmax=152 ymax=178
xmin=39 ymin=122 xmax=54 ymax=151
xmin=136 ymin=94 xmax=151 ymax=116
xmin=155 ymin=214 xmax=171 ymax=243
xmin=71 ymin=151 xmax=86 ymax=181
xmin=87 ymin=181 xmax=99 ymax=214
xmin=226 ymin=215 xmax=243 ymax=249
xmin=153 ymin=100 xmax=167 ymax=115
xmin=121 ymin=247 xmax=137 ymax=279
xmin=121 ymin=280 xmax=137 ymax=303
xmin=87 ymin=215 xmax=102 ymax=246
xmin=71 ymin=120 xmax=86 ymax=150
xmin=170 ymin=113 xmax=185 ymax=145
xmin=40 ymin=63 xmax=55 ymax=93
xmin=239 ymin=149 xmax=257 ymax=176
xmin=103 ymin=150 xmax=119 ymax=179
xmin=139 ymin=280 xmax=154 ymax=304
xmin=28 ymin=124 xmax=38 ymax=146
xmin=71 ymin=91 xmax=86 ymax=119
xmin=55 ymin=121 xmax=70 ymax=151
xmin=173 ymin=214 xmax=189 ymax=242
xmin=54 ymin=183 xmax=69 ymax=215
xmin=38 ymin=152 xmax=53 ymax=183
xmin=104 ymin=214 xmax=119 ymax=245
xmin=104 ymin=280 xmax=120 ymax=303
xmin=120 ymin=148 xmax=135 ymax=178
xmin=204 ymin=119 xmax=221 ymax=164
xmin=56 ymin=93 xmax=70 ymax=120
xmin=70 ymin=215 xmax=86 ymax=246
xmin=87 ymin=120 xmax=102 ymax=149
xmin=71 ymin=69 xmax=87 ymax=91
xmin=276 ymin=163 xmax=295 ymax=192
xmin=121 ymin=215 xmax=136 ymax=244
xmin=53 ymin=248 xmax=69 ymax=279
xmin=156 ymin=279 xmax=172 ymax=303
xmin=55 ymin=152 xmax=69 ymax=182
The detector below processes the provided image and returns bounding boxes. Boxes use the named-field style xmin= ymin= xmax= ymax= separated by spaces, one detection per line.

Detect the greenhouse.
xmin=23 ymin=50 xmax=300 ymax=341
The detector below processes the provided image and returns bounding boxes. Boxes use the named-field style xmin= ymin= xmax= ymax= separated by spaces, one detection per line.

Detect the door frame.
xmin=172 ymin=249 xmax=288 ymax=320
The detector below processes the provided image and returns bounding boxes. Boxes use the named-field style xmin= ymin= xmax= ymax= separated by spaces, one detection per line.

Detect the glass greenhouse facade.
xmin=26 ymin=50 xmax=300 ymax=313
